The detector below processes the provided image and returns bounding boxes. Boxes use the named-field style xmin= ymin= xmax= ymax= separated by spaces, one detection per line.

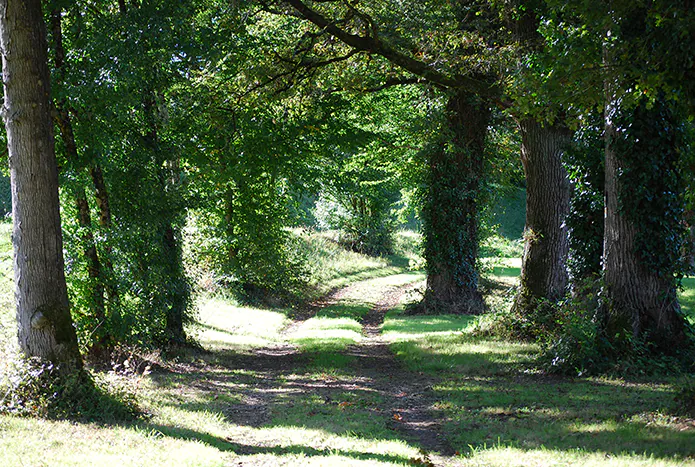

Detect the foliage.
xmin=0 ymin=175 xmax=10 ymax=218
xmin=478 ymin=277 xmax=695 ymax=376
xmin=565 ymin=111 xmax=605 ymax=280
xmin=0 ymin=356 xmax=139 ymax=422
xmin=314 ymin=189 xmax=396 ymax=257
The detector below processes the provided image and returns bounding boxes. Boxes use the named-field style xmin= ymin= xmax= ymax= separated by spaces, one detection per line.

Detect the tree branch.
xmin=280 ymin=0 xmax=500 ymax=98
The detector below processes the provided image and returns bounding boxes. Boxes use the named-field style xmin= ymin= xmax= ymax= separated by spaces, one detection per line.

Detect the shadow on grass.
xmin=144 ymin=332 xmax=695 ymax=464
xmin=381 ymin=312 xmax=695 ymax=459
xmin=141 ymin=270 xmax=695 ymax=464
xmin=147 ymin=422 xmax=414 ymax=465
xmin=436 ymin=375 xmax=695 ymax=459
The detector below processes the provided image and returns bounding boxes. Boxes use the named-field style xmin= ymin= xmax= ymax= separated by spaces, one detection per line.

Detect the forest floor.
xmin=1 ymin=230 xmax=695 ymax=465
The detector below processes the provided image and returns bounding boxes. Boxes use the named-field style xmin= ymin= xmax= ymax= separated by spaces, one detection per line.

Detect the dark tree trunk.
xmin=513 ymin=119 xmax=571 ymax=313
xmin=143 ymin=93 xmax=189 ymax=345
xmin=602 ymin=97 xmax=688 ymax=349
xmin=0 ymin=0 xmax=82 ymax=368
xmin=422 ymin=90 xmax=490 ymax=314
xmin=51 ymin=10 xmax=110 ymax=356
xmin=89 ymin=164 xmax=120 ymax=305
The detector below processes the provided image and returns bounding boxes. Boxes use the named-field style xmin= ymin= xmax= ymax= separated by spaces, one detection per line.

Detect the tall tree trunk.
xmin=602 ymin=96 xmax=688 ymax=350
xmin=52 ymin=8 xmax=118 ymax=308
xmin=0 ymin=0 xmax=82 ymax=368
xmin=51 ymin=10 xmax=110 ymax=356
xmin=512 ymin=119 xmax=570 ymax=313
xmin=422 ymin=90 xmax=489 ymax=314
xmin=88 ymin=164 xmax=119 ymax=305
xmin=143 ymin=93 xmax=189 ymax=345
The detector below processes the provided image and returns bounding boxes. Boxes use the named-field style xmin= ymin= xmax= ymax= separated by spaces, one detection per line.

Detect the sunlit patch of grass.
xmin=384 ymin=310 xmax=536 ymax=375
xmin=464 ymin=445 xmax=691 ymax=467
xmin=194 ymin=298 xmax=288 ymax=351
xmin=434 ymin=374 xmax=694 ymax=464
xmin=142 ymin=391 xmax=420 ymax=466
xmin=298 ymin=229 xmax=399 ymax=292
xmin=289 ymin=316 xmax=363 ymax=353
xmin=0 ymin=415 xmax=228 ymax=467
xmin=382 ymin=314 xmax=477 ymax=341
xmin=391 ymin=334 xmax=537 ymax=376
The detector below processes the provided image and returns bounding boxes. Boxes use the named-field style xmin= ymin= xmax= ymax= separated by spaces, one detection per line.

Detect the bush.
xmin=479 ymin=277 xmax=695 ymax=376
xmin=0 ymin=356 xmax=140 ymax=422
xmin=314 ymin=190 xmax=397 ymax=257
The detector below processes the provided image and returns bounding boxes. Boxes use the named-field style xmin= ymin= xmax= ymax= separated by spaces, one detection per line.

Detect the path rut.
xmin=162 ymin=275 xmax=464 ymax=466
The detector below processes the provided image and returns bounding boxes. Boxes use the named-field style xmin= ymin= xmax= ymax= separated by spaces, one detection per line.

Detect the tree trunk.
xmin=52 ymin=8 xmax=118 ymax=308
xmin=89 ymin=164 xmax=120 ymax=305
xmin=512 ymin=119 xmax=570 ymax=313
xmin=51 ymin=10 xmax=110 ymax=356
xmin=0 ymin=0 xmax=82 ymax=368
xmin=602 ymin=97 xmax=688 ymax=350
xmin=143 ymin=93 xmax=189 ymax=345
xmin=422 ymin=90 xmax=489 ymax=314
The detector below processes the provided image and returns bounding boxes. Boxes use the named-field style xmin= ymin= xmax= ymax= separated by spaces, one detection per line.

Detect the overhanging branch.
xmin=280 ymin=0 xmax=500 ymax=98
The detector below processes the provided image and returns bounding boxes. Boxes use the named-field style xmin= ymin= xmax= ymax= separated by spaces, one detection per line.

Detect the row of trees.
xmin=1 ymin=0 xmax=693 ymax=375
xmin=272 ymin=0 xmax=695 ymax=354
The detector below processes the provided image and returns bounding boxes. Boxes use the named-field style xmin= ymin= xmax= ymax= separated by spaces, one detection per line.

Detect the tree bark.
xmin=0 ymin=0 xmax=82 ymax=368
xmin=512 ymin=119 xmax=571 ymax=313
xmin=602 ymin=97 xmax=688 ymax=349
xmin=89 ymin=164 xmax=119 ymax=305
xmin=422 ymin=90 xmax=489 ymax=314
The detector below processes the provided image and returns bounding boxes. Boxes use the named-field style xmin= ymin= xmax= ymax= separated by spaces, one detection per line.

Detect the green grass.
xmin=194 ymin=298 xmax=289 ymax=352
xmin=288 ymin=272 xmax=425 ymax=355
xmin=299 ymin=229 xmax=406 ymax=294
xmin=2 ymin=219 xmax=695 ymax=466
xmin=382 ymin=305 xmax=695 ymax=465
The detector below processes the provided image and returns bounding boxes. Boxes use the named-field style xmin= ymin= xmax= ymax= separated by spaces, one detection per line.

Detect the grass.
xmin=193 ymin=298 xmax=289 ymax=352
xmin=1 ymin=219 xmax=695 ymax=466
xmin=381 ymin=304 xmax=695 ymax=465
xmin=679 ymin=277 xmax=695 ymax=325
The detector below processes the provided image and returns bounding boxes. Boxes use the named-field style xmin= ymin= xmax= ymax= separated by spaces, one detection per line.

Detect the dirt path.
xmin=345 ymin=282 xmax=457 ymax=465
xmin=170 ymin=276 xmax=462 ymax=466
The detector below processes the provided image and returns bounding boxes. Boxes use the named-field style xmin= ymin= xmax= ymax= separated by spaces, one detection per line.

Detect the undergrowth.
xmin=476 ymin=278 xmax=695 ymax=377
xmin=0 ymin=356 xmax=141 ymax=422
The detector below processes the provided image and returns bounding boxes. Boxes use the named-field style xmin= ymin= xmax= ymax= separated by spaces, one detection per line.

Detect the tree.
xmin=540 ymin=0 xmax=695 ymax=357
xmin=270 ymin=0 xmax=501 ymax=313
xmin=603 ymin=93 xmax=689 ymax=350
xmin=500 ymin=2 xmax=573 ymax=315
xmin=0 ymin=0 xmax=82 ymax=369
xmin=512 ymin=119 xmax=570 ymax=312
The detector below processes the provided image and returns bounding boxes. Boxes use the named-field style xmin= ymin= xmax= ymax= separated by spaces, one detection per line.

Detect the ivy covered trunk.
xmin=0 ymin=0 xmax=82 ymax=368
xmin=602 ymin=95 xmax=689 ymax=350
xmin=565 ymin=115 xmax=605 ymax=282
xmin=422 ymin=90 xmax=489 ymax=314
xmin=513 ymin=119 xmax=570 ymax=313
